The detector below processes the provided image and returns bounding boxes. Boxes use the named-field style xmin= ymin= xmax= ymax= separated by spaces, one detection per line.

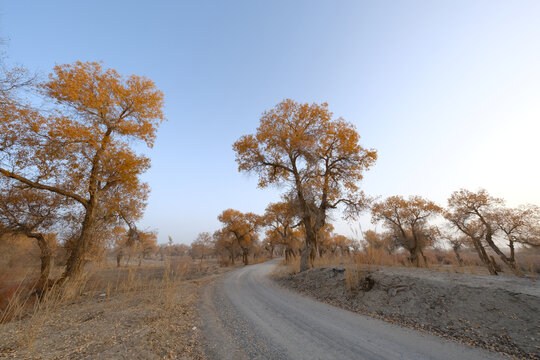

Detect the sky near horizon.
xmin=1 ymin=1 xmax=539 ymax=244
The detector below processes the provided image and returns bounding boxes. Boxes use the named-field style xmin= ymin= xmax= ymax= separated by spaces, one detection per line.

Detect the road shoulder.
xmin=274 ymin=264 xmax=539 ymax=359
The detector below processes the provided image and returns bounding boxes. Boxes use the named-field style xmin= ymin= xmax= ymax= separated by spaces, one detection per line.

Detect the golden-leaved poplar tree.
xmin=191 ymin=232 xmax=213 ymax=266
xmin=218 ymin=209 xmax=262 ymax=265
xmin=371 ymin=195 xmax=441 ymax=267
xmin=0 ymin=180 xmax=66 ymax=291
xmin=445 ymin=189 xmax=504 ymax=275
xmin=445 ymin=189 xmax=539 ymax=276
xmin=0 ymin=61 xmax=165 ymax=280
xmin=263 ymin=200 xmax=301 ymax=262
xmin=213 ymin=229 xmax=240 ymax=265
xmin=234 ymin=99 xmax=376 ymax=271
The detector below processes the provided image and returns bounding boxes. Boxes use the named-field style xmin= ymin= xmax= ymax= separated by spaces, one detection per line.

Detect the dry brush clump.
xmin=345 ymin=262 xmax=361 ymax=293
xmin=0 ymin=229 xmax=161 ymax=323
xmin=0 ymin=249 xmax=221 ymax=327
xmin=2 ymin=257 xmax=213 ymax=319
xmin=0 ymin=259 xmax=219 ymax=359
xmin=0 ymin=234 xmax=65 ymax=322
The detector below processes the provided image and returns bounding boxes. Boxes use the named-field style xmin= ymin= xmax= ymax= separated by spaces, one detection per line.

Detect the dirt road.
xmin=200 ymin=260 xmax=506 ymax=360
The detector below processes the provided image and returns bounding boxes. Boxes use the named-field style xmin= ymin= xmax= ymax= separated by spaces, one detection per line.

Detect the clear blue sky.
xmin=1 ymin=1 xmax=539 ymax=244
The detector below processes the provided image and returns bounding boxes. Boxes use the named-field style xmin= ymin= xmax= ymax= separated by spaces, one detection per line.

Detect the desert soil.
xmin=0 ymin=264 xmax=233 ymax=360
xmin=275 ymin=264 xmax=540 ymax=360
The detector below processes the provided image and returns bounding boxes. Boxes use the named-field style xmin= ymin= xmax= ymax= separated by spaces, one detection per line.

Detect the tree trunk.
xmin=33 ymin=233 xmax=52 ymax=294
xmin=453 ymin=247 xmax=463 ymax=266
xmin=62 ymin=203 xmax=96 ymax=281
xmin=299 ymin=219 xmax=318 ymax=272
xmin=509 ymin=240 xmax=515 ymax=263
xmin=419 ymin=247 xmax=428 ymax=268
xmin=490 ymin=256 xmax=502 ymax=273
xmin=471 ymin=237 xmax=498 ymax=275
xmin=242 ymin=249 xmax=249 ymax=265
xmin=484 ymin=233 xmax=522 ymax=276
xmin=408 ymin=246 xmax=420 ymax=267
xmin=116 ymin=250 xmax=123 ymax=267
xmin=299 ymin=246 xmax=309 ymax=272
xmin=299 ymin=239 xmax=316 ymax=272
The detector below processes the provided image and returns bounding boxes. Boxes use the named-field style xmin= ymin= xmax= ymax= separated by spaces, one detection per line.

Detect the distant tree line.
xmin=2 ymin=56 xmax=538 ymax=289
xmin=204 ymin=99 xmax=539 ymax=276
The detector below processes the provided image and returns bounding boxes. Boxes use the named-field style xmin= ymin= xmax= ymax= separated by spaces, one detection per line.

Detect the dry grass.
xmin=0 ymin=235 xmax=67 ymax=323
xmin=345 ymin=262 xmax=361 ymax=293
xmin=281 ymin=257 xmax=300 ymax=274
xmin=0 ymin=256 xmax=233 ymax=359
xmin=279 ymin=246 xmax=540 ymax=279
xmin=0 ymin=255 xmax=225 ymax=325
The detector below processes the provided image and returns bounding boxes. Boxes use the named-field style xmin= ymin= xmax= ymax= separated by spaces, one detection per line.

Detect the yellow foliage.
xmin=0 ymin=61 xmax=165 ymax=279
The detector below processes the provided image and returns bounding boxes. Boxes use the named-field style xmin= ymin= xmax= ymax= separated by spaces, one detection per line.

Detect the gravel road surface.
xmin=200 ymin=260 xmax=506 ymax=360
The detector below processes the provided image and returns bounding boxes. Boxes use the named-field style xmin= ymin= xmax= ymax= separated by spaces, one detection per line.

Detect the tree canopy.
xmin=234 ymin=99 xmax=376 ymax=271
xmin=0 ymin=61 xmax=165 ymax=280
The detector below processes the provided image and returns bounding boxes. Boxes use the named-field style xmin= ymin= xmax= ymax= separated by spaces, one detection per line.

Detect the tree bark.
xmin=453 ymin=247 xmax=463 ymax=266
xmin=299 ymin=224 xmax=315 ymax=272
xmin=470 ymin=237 xmax=498 ymax=275
xmin=33 ymin=233 xmax=52 ymax=294
xmin=242 ymin=248 xmax=249 ymax=265
xmin=490 ymin=256 xmax=502 ymax=272
xmin=230 ymin=247 xmax=235 ymax=265
xmin=419 ymin=247 xmax=428 ymax=268
xmin=62 ymin=201 xmax=97 ymax=281
xmin=62 ymin=128 xmax=113 ymax=281
xmin=116 ymin=251 xmax=123 ymax=267
xmin=484 ymin=233 xmax=522 ymax=276
xmin=408 ymin=245 xmax=425 ymax=267
xmin=509 ymin=240 xmax=515 ymax=263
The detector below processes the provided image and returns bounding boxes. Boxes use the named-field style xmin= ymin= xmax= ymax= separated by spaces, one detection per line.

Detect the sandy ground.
xmin=0 ymin=263 xmax=234 ymax=360
xmin=275 ymin=264 xmax=540 ymax=360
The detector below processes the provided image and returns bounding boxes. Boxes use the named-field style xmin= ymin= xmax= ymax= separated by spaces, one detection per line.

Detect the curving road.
xmin=200 ymin=260 xmax=506 ymax=360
